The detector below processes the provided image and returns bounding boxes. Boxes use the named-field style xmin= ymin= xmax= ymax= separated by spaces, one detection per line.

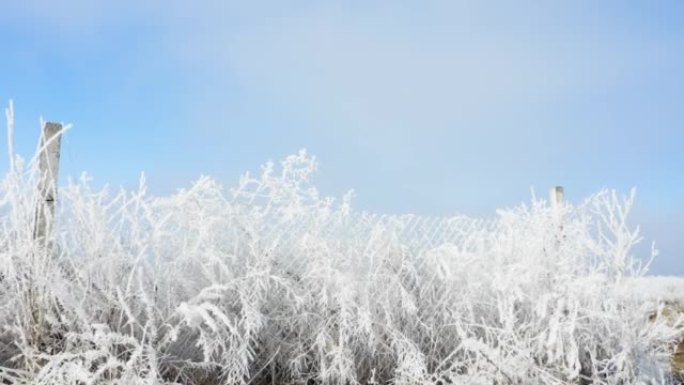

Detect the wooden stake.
xmin=33 ymin=122 xmax=63 ymax=248
xmin=550 ymin=186 xmax=564 ymax=212
xmin=550 ymin=186 xmax=565 ymax=252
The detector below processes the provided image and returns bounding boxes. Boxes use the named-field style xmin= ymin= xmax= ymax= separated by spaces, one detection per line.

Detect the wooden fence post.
xmin=550 ymin=186 xmax=565 ymax=252
xmin=550 ymin=186 xmax=564 ymax=212
xmin=33 ymin=122 xmax=63 ymax=249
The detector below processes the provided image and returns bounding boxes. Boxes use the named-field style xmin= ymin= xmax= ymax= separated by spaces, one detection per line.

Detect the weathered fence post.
xmin=550 ymin=186 xmax=564 ymax=212
xmin=33 ymin=122 xmax=63 ymax=249
xmin=549 ymin=186 xmax=565 ymax=254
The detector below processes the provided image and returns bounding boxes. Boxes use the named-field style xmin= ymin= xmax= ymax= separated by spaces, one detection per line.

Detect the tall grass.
xmin=0 ymin=105 xmax=680 ymax=384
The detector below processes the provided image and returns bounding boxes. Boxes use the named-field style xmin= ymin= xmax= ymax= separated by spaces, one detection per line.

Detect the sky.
xmin=0 ymin=1 xmax=682 ymax=274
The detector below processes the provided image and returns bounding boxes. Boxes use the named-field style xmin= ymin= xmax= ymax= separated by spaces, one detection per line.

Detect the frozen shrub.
xmin=0 ymin=104 xmax=680 ymax=384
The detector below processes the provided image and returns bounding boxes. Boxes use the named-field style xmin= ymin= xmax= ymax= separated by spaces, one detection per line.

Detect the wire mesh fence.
xmin=0 ymin=125 xmax=679 ymax=384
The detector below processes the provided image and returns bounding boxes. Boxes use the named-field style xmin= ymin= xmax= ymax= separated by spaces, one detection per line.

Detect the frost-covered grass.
xmin=0 ymin=109 xmax=682 ymax=384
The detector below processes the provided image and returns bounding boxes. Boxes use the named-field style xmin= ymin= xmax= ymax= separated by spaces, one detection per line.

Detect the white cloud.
xmin=213 ymin=4 xmax=656 ymax=152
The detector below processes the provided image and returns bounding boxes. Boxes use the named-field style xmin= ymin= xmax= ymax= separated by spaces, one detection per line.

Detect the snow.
xmin=0 ymin=104 xmax=682 ymax=384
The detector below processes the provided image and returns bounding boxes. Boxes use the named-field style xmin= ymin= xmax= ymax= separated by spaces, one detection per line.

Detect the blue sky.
xmin=1 ymin=1 xmax=682 ymax=274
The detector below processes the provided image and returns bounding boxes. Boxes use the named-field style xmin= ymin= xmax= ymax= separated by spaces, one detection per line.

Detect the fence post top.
xmin=550 ymin=186 xmax=564 ymax=210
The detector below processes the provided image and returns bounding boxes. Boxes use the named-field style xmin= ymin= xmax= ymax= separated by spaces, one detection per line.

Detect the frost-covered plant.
xmin=0 ymin=103 xmax=681 ymax=385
